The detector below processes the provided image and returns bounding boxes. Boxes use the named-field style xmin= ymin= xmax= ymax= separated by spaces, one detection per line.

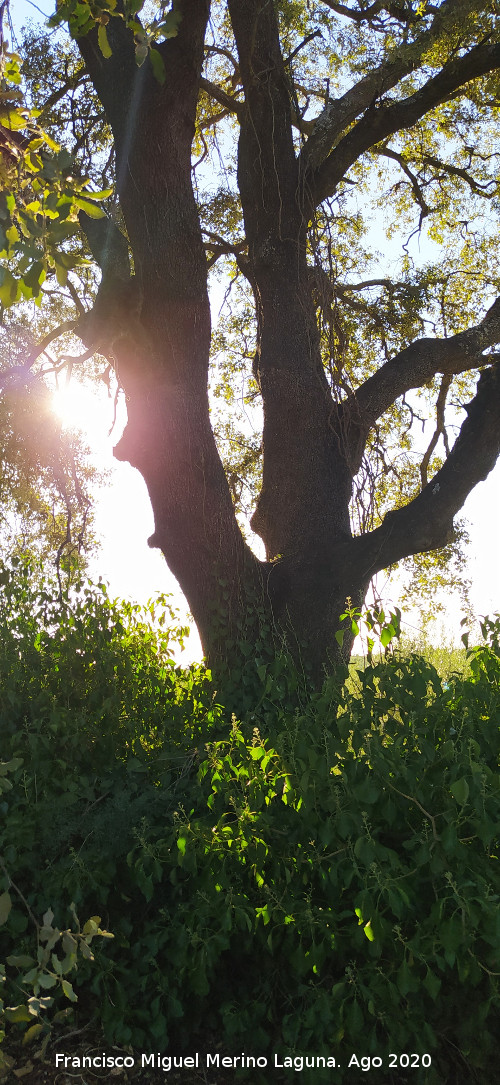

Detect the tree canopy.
xmin=1 ymin=0 xmax=500 ymax=682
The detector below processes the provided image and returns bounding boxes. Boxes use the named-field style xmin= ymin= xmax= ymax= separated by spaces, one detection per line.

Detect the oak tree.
xmin=2 ymin=0 xmax=500 ymax=682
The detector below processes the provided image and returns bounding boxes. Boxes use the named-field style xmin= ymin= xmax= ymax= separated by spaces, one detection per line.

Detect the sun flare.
xmin=51 ymin=381 xmax=117 ymax=442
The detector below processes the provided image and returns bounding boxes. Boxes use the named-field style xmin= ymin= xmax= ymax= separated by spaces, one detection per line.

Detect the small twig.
xmin=0 ymin=855 xmax=40 ymax=929
xmin=467 ymin=949 xmax=500 ymax=977
xmin=384 ymin=780 xmax=439 ymax=839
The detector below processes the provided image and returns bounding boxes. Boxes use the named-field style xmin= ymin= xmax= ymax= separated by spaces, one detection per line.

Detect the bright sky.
xmin=10 ymin=0 xmax=500 ymax=655
xmin=52 ymin=382 xmax=203 ymax=661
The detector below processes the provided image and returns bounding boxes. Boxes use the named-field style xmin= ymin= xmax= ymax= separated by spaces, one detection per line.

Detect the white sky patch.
xmin=50 ymin=377 xmax=203 ymax=662
xmin=52 ymin=379 xmax=115 ymax=444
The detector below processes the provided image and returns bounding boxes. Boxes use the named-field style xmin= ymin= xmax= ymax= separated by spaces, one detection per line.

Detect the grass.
xmin=350 ymin=640 xmax=470 ymax=683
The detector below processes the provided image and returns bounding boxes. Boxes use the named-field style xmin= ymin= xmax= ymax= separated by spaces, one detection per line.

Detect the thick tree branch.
xmin=350 ymin=295 xmax=500 ymax=439
xmin=320 ymin=0 xmax=425 ymax=23
xmin=199 ymin=77 xmax=244 ymax=118
xmin=337 ymin=277 xmax=400 ymax=292
xmin=342 ymin=365 xmax=500 ymax=581
xmin=227 ymin=0 xmax=351 ymax=565
xmin=227 ymin=0 xmax=301 ymax=246
xmin=0 ymin=320 xmax=79 ymax=394
xmin=203 ymin=230 xmax=247 ymax=270
xmin=300 ymin=0 xmax=472 ymax=174
xmin=284 ymin=31 xmax=323 ymax=66
xmin=199 ymin=74 xmax=313 ymax=135
xmin=311 ymin=40 xmax=500 ymax=204
xmin=75 ymin=11 xmax=137 ymax=147
xmin=0 ymin=320 xmax=83 ymax=413
xmin=320 ymin=0 xmax=390 ymax=22
xmin=204 ymin=44 xmax=239 ymax=71
xmin=77 ymin=0 xmax=210 ymax=156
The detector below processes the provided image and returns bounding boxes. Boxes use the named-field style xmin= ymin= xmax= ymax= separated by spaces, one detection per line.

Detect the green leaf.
xmin=24 ymin=262 xmax=46 ymax=292
xmin=55 ymin=262 xmax=68 ymax=286
xmin=423 ymin=967 xmax=441 ymax=1000
xmin=98 ymin=24 xmax=112 ymax=59
xmin=41 ymin=131 xmax=60 ymax=151
xmin=150 ymin=48 xmax=166 ymax=85
xmin=61 ymin=979 xmax=78 ymax=1002
xmin=381 ymin=624 xmax=395 ymax=648
xmin=38 ymin=972 xmax=57 ymax=989
xmin=396 ymin=959 xmax=412 ymax=996
xmin=79 ymin=186 xmax=113 ymax=201
xmin=23 ymin=1023 xmax=45 ymax=1044
xmin=82 ymin=916 xmax=101 ymax=935
xmin=6 ymin=955 xmax=34 ymax=968
xmin=125 ymin=0 xmax=144 ymax=14
xmin=61 ymin=933 xmax=77 ymax=955
xmin=0 ymin=891 xmax=12 ymax=926
xmin=74 ymin=198 xmax=106 ymax=219
xmin=5 ymin=1005 xmax=32 ymax=1023
xmin=0 ymin=268 xmax=19 ymax=307
xmin=450 ymin=777 xmax=469 ymax=805
xmin=0 ymin=110 xmax=29 ymax=131
xmin=51 ymin=954 xmax=63 ymax=975
xmin=347 ymin=999 xmax=363 ymax=1033
xmin=158 ymin=9 xmax=182 ymax=38
xmin=135 ymin=42 xmax=148 ymax=66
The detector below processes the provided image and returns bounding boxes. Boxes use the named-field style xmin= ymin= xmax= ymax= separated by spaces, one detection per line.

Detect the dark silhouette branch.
xmin=376 ymin=145 xmax=432 ymax=222
xmin=420 ymin=372 xmax=452 ymax=487
xmin=320 ymin=0 xmax=425 ymax=24
xmin=422 ymin=152 xmax=497 ymax=196
xmin=0 ymin=321 xmax=79 ymax=394
xmin=350 ymin=295 xmax=500 ymax=443
xmin=342 ymin=364 xmax=500 ymax=581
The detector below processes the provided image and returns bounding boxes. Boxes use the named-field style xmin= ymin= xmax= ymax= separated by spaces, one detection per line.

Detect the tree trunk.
xmin=73 ymin=2 xmax=500 ymax=694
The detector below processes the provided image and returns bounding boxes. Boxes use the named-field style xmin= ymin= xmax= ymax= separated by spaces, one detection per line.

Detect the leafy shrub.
xmin=0 ymin=887 xmax=112 ymax=1063
xmin=0 ymin=561 xmax=498 ymax=1084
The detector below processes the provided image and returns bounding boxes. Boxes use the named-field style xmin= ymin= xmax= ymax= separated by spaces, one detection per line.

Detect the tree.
xmin=2 ymin=0 xmax=500 ymax=683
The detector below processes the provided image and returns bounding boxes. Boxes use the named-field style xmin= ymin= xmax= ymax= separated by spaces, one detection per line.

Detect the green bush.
xmin=0 ymin=560 xmax=498 ymax=1084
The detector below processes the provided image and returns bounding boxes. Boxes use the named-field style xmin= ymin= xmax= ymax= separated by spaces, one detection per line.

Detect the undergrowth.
xmin=0 ymin=558 xmax=498 ymax=1084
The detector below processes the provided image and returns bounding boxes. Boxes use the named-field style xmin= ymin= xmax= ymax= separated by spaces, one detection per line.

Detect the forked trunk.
xmin=74 ymin=1 xmax=500 ymax=698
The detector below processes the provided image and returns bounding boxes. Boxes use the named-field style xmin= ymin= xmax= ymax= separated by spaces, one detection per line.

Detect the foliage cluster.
xmin=0 ymin=44 xmax=109 ymax=307
xmin=0 ymin=562 xmax=498 ymax=1083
